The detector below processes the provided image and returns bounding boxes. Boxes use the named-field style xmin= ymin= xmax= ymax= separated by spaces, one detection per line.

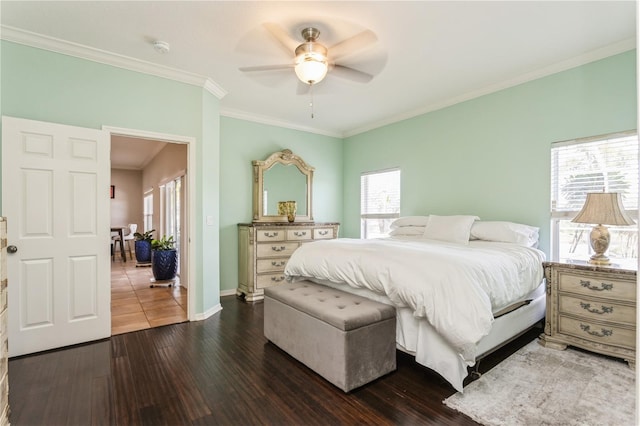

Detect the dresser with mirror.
xmin=237 ymin=149 xmax=339 ymax=302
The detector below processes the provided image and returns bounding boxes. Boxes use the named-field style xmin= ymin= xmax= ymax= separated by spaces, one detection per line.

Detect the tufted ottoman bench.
xmin=264 ymin=280 xmax=396 ymax=392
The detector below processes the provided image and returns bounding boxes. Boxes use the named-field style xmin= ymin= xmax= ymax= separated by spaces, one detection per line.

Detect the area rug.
xmin=444 ymin=340 xmax=635 ymax=426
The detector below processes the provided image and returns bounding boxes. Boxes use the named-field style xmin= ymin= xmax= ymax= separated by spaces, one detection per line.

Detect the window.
xmin=143 ymin=191 xmax=153 ymax=232
xmin=360 ymin=168 xmax=401 ymax=239
xmin=550 ymin=131 xmax=638 ymax=262
xmin=161 ymin=176 xmax=182 ymax=274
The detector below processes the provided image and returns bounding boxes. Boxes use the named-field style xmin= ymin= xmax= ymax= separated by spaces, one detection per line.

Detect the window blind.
xmin=360 ymin=168 xmax=401 ymax=239
xmin=360 ymin=168 xmax=401 ymax=217
xmin=551 ymin=132 xmax=638 ymax=216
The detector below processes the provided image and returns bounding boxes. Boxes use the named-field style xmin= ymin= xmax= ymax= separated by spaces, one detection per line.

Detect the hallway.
xmin=111 ymin=258 xmax=187 ymax=335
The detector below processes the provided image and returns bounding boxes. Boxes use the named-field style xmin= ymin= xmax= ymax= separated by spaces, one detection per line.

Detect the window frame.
xmin=360 ymin=167 xmax=401 ymax=239
xmin=550 ymin=130 xmax=638 ymax=262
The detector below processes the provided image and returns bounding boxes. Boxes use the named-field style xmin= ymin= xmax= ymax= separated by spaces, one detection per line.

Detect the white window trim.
xmin=549 ymin=130 xmax=638 ymax=261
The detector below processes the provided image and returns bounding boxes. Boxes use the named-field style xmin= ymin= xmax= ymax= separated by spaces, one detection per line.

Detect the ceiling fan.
xmin=239 ymin=23 xmax=379 ymax=88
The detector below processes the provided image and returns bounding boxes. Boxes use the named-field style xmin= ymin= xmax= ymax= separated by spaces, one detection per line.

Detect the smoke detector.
xmin=153 ymin=40 xmax=170 ymax=54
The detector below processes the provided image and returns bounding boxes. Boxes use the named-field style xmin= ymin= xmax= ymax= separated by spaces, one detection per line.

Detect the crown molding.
xmin=0 ymin=25 xmax=227 ymax=100
xmin=2 ymin=25 xmax=632 ymax=139
xmin=344 ymin=37 xmax=637 ymax=138
xmin=220 ymin=108 xmax=343 ymax=139
xmin=204 ymin=79 xmax=228 ymax=100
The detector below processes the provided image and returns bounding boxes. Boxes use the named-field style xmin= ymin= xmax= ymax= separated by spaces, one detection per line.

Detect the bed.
xmin=283 ymin=216 xmax=546 ymax=391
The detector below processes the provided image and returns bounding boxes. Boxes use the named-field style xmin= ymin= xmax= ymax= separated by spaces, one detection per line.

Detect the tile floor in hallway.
xmin=111 ymin=257 xmax=187 ymax=335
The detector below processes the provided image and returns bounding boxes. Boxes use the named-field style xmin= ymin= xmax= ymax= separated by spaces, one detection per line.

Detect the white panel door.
xmin=2 ymin=116 xmax=110 ymax=357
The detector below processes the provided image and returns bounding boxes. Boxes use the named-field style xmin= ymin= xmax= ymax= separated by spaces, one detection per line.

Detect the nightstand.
xmin=539 ymin=261 xmax=636 ymax=368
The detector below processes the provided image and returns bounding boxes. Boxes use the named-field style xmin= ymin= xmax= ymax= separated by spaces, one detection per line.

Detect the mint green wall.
xmin=3 ymin=40 xmax=633 ymax=299
xmin=1 ymin=41 xmax=221 ymax=315
xmin=199 ymin=89 xmax=222 ymax=312
xmin=219 ymin=117 xmax=343 ymax=292
xmin=343 ymin=51 xmax=637 ymax=256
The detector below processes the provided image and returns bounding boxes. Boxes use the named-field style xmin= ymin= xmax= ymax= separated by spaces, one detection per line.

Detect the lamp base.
xmin=588 ymin=254 xmax=611 ymax=265
xmin=588 ymin=224 xmax=611 ymax=266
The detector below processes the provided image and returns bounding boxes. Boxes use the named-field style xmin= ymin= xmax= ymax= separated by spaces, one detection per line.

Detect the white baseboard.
xmin=220 ymin=289 xmax=237 ymax=297
xmin=193 ymin=303 xmax=222 ymax=321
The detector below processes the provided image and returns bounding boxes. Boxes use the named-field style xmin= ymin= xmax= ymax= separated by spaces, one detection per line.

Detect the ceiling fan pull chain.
xmin=309 ymin=83 xmax=315 ymax=119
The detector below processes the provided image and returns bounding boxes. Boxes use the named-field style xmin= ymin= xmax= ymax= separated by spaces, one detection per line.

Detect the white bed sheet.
xmin=285 ymin=237 xmax=545 ymax=362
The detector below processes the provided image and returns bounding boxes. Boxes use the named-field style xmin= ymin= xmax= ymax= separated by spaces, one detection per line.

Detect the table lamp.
xmin=571 ymin=192 xmax=635 ymax=265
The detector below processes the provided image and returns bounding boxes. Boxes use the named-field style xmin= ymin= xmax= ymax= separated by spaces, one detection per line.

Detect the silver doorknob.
xmin=7 ymin=245 xmax=17 ymax=254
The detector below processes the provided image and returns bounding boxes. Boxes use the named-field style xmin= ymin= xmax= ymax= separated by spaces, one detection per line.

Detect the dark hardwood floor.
xmin=8 ymin=295 xmax=539 ymax=425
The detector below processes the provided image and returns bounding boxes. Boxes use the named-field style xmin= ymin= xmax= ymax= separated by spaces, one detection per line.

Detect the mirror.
xmin=253 ymin=149 xmax=314 ymax=223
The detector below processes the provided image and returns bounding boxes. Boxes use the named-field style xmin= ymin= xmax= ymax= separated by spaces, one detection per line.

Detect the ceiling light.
xmin=294 ymin=29 xmax=328 ymax=85
xmin=153 ymin=40 xmax=170 ymax=54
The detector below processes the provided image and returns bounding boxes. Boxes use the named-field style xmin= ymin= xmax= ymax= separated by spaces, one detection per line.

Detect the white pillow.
xmin=390 ymin=216 xmax=430 ymax=229
xmin=389 ymin=226 xmax=426 ymax=236
xmin=470 ymin=221 xmax=539 ymax=247
xmin=422 ymin=215 xmax=479 ymax=245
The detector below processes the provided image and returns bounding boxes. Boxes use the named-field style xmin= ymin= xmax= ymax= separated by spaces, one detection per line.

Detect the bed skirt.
xmin=298 ymin=278 xmax=546 ymax=392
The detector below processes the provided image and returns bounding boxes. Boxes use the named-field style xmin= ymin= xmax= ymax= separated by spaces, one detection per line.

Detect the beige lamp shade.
xmin=571 ymin=192 xmax=635 ymax=226
xmin=571 ymin=192 xmax=635 ymax=265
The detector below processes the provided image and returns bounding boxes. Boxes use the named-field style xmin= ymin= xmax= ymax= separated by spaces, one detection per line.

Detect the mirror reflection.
xmin=263 ymin=163 xmax=308 ymax=216
xmin=253 ymin=149 xmax=314 ymax=223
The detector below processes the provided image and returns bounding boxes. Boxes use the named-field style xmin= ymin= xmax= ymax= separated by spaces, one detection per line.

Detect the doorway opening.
xmin=107 ymin=127 xmax=193 ymax=335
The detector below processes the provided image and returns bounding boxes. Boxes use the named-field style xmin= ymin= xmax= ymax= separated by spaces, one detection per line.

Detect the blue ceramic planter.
xmin=152 ymin=249 xmax=177 ymax=281
xmin=134 ymin=240 xmax=152 ymax=263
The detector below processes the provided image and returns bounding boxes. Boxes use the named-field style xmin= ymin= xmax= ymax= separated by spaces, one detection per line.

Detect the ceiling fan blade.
xmin=263 ymin=22 xmax=299 ymax=56
xmin=239 ymin=64 xmax=293 ymax=72
xmin=329 ymin=30 xmax=377 ymax=61
xmin=331 ymin=64 xmax=374 ymax=83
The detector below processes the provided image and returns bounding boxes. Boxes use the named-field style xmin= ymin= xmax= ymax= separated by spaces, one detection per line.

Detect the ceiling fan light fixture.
xmin=294 ymin=52 xmax=328 ymax=85
xmin=294 ymin=31 xmax=328 ymax=85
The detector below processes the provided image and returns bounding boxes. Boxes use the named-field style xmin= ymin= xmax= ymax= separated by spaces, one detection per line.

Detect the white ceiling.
xmin=110 ymin=136 xmax=167 ymax=170
xmin=1 ymin=1 xmax=636 ymax=141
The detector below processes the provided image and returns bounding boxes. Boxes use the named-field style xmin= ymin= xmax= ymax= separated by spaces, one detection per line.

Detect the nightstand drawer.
xmin=559 ymin=295 xmax=635 ymax=326
xmin=314 ymin=228 xmax=335 ymax=239
xmin=286 ymin=229 xmax=312 ymax=241
xmin=256 ymin=242 xmax=299 ymax=258
xmin=559 ymin=316 xmax=635 ymax=350
xmin=256 ymin=230 xmax=285 ymax=242
xmin=256 ymin=273 xmax=287 ymax=289
xmin=256 ymin=258 xmax=288 ymax=273
xmin=558 ymin=271 xmax=635 ymax=302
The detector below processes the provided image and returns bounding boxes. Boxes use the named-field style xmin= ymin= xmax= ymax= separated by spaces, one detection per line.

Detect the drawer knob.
xmin=271 ymin=261 xmax=286 ymax=267
xmin=580 ymin=323 xmax=613 ymax=338
xmin=580 ymin=280 xmax=613 ymax=292
xmin=294 ymin=231 xmax=307 ymax=236
xmin=271 ymin=246 xmax=286 ymax=252
xmin=579 ymin=302 xmax=613 ymax=315
xmin=271 ymin=276 xmax=285 ymax=282
xmin=264 ymin=232 xmax=279 ymax=238
xmin=318 ymin=230 xmax=329 ymax=236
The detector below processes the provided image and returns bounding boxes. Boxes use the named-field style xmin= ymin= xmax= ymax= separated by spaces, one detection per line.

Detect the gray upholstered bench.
xmin=264 ymin=280 xmax=396 ymax=392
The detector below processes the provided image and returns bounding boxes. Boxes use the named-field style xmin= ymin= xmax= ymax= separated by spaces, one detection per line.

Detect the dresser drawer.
xmin=256 ymin=258 xmax=288 ymax=273
xmin=256 ymin=229 xmax=285 ymax=242
xmin=256 ymin=273 xmax=287 ymax=289
xmin=256 ymin=242 xmax=299 ymax=258
xmin=559 ymin=295 xmax=635 ymax=326
xmin=559 ymin=316 xmax=635 ymax=350
xmin=287 ymin=228 xmax=312 ymax=241
xmin=558 ymin=271 xmax=635 ymax=302
xmin=314 ymin=227 xmax=334 ymax=240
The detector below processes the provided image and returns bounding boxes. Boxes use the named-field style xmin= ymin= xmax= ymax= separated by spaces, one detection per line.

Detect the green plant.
xmin=151 ymin=235 xmax=176 ymax=251
xmin=134 ymin=229 xmax=155 ymax=242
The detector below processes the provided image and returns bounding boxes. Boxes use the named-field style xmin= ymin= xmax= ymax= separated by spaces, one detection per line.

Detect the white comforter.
xmin=284 ymin=237 xmax=545 ymax=362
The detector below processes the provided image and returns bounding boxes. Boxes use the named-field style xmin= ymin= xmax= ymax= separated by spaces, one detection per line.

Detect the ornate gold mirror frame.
xmin=253 ymin=149 xmax=314 ymax=223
